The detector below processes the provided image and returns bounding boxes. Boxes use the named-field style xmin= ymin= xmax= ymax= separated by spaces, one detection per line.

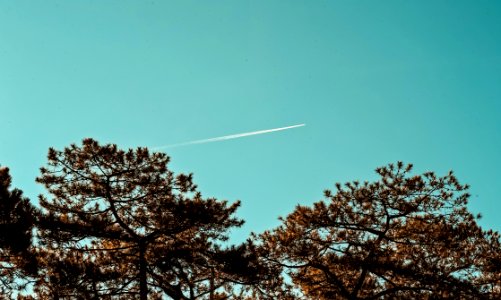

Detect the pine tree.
xmin=35 ymin=138 xmax=254 ymax=299
xmin=261 ymin=162 xmax=501 ymax=299
xmin=0 ymin=166 xmax=37 ymax=297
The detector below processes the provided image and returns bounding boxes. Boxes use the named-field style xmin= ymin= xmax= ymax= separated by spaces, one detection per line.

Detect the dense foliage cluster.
xmin=0 ymin=167 xmax=37 ymax=298
xmin=260 ymin=162 xmax=501 ymax=299
xmin=1 ymin=140 xmax=500 ymax=299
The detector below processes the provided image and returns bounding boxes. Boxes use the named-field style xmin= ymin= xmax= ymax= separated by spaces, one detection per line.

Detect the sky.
xmin=1 ymin=1 xmax=500 ymax=243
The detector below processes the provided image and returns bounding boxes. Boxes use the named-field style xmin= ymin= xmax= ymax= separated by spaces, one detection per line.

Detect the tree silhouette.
xmin=35 ymin=138 xmax=257 ymax=299
xmin=0 ymin=166 xmax=37 ymax=297
xmin=261 ymin=162 xmax=501 ymax=299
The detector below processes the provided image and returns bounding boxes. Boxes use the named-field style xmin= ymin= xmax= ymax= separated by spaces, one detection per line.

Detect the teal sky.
xmin=1 ymin=1 xmax=500 ymax=242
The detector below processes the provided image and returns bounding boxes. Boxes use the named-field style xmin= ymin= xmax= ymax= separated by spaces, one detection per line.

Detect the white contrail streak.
xmin=153 ymin=123 xmax=305 ymax=150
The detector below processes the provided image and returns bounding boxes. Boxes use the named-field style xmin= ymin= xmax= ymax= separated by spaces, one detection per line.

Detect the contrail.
xmin=153 ymin=123 xmax=305 ymax=150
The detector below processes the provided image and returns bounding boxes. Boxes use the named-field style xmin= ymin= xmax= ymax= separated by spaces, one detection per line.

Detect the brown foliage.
xmin=3 ymin=143 xmax=501 ymax=300
xmin=261 ymin=162 xmax=501 ymax=299
xmin=0 ymin=166 xmax=37 ymax=297
xmin=34 ymin=138 xmax=250 ymax=299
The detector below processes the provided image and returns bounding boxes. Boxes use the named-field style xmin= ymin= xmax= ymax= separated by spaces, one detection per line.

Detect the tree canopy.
xmin=34 ymin=138 xmax=260 ymax=299
xmin=260 ymin=162 xmax=501 ymax=299
xmin=0 ymin=166 xmax=37 ymax=297
xmin=1 ymin=141 xmax=500 ymax=299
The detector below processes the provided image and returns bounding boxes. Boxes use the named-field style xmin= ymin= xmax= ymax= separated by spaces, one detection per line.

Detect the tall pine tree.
xmin=0 ymin=166 xmax=37 ymax=297
xmin=35 ymin=138 xmax=254 ymax=299
xmin=261 ymin=162 xmax=501 ymax=299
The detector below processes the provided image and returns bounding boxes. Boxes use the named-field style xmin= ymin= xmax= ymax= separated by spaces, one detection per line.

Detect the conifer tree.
xmin=261 ymin=162 xmax=501 ymax=299
xmin=35 ymin=138 xmax=256 ymax=299
xmin=0 ymin=166 xmax=37 ymax=297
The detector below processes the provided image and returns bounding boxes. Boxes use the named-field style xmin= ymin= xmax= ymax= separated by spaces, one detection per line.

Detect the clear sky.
xmin=1 ymin=1 xmax=500 ymax=242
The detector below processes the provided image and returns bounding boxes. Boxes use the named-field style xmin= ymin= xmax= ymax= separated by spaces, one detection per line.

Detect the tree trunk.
xmin=209 ymin=266 xmax=215 ymax=300
xmin=139 ymin=241 xmax=148 ymax=300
